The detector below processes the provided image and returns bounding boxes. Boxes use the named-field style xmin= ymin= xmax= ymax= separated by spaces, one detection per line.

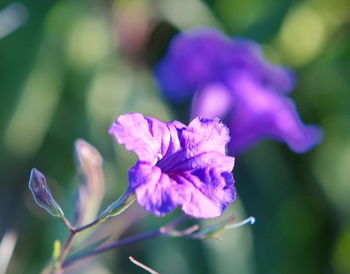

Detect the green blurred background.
xmin=0 ymin=0 xmax=350 ymax=273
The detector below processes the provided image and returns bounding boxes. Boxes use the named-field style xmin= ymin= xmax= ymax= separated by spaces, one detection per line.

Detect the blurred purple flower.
xmin=109 ymin=113 xmax=235 ymax=218
xmin=155 ymin=28 xmax=322 ymax=155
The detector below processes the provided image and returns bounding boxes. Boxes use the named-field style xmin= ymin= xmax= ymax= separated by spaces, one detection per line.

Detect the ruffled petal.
xmin=158 ymin=151 xmax=234 ymax=174
xmin=170 ymin=168 xmax=235 ymax=218
xmin=154 ymin=28 xmax=233 ymax=103
xmin=181 ymin=117 xmax=231 ymax=155
xmin=128 ymin=161 xmax=185 ymax=216
xmin=109 ymin=113 xmax=172 ymax=162
xmin=230 ymin=39 xmax=295 ymax=93
xmin=163 ymin=120 xmax=186 ymax=156
xmin=228 ymin=74 xmax=322 ymax=154
xmin=157 ymin=118 xmax=233 ymax=173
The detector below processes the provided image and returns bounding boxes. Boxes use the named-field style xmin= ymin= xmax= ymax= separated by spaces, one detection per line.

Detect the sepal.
xmin=97 ymin=188 xmax=136 ymax=221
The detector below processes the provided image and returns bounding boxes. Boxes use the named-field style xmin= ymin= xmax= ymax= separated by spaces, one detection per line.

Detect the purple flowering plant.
xmin=27 ymin=27 xmax=322 ymax=274
xmin=155 ymin=28 xmax=322 ymax=155
xmin=28 ymin=114 xmax=253 ymax=273
xmin=25 ymin=24 xmax=325 ymax=274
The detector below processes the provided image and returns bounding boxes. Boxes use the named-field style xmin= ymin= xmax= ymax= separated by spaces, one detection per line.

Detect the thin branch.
xmin=62 ymin=230 xmax=160 ymax=269
xmin=129 ymin=256 xmax=159 ymax=274
xmin=62 ymin=215 xmax=189 ymax=269
xmin=74 ymin=218 xmax=101 ymax=233
xmin=54 ymin=233 xmax=76 ymax=274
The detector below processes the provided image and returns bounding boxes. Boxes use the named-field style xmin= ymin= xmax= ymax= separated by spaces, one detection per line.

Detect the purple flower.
xmin=155 ymin=28 xmax=322 ymax=155
xmin=109 ymin=113 xmax=235 ymax=218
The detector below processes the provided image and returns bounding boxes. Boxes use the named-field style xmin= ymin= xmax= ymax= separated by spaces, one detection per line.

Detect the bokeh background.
xmin=1 ymin=0 xmax=350 ymax=273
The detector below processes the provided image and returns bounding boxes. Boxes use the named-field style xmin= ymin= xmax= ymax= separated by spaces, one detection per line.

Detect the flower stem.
xmin=62 ymin=230 xmax=160 ymax=269
xmin=60 ymin=215 xmax=75 ymax=233
xmin=61 ymin=215 xmax=189 ymax=269
xmin=54 ymin=233 xmax=76 ymax=273
xmin=74 ymin=218 xmax=101 ymax=233
xmin=129 ymin=256 xmax=159 ymax=274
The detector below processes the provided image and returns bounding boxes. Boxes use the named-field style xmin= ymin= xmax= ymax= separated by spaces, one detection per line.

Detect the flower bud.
xmin=73 ymin=139 xmax=104 ymax=225
xmin=28 ymin=168 xmax=64 ymax=217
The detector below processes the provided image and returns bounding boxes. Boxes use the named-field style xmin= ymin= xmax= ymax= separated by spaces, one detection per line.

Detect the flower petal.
xmin=182 ymin=117 xmax=230 ymax=155
xmin=109 ymin=113 xmax=171 ymax=162
xmin=157 ymin=118 xmax=233 ymax=173
xmin=177 ymin=152 xmax=235 ymax=172
xmin=154 ymin=28 xmax=233 ymax=103
xmin=170 ymin=168 xmax=235 ymax=218
xmin=158 ymin=151 xmax=234 ymax=174
xmin=230 ymin=39 xmax=295 ymax=93
xmin=191 ymin=83 xmax=232 ymax=119
xmin=128 ymin=161 xmax=185 ymax=216
xmin=154 ymin=28 xmax=295 ymax=104
xmin=228 ymin=74 xmax=322 ymax=154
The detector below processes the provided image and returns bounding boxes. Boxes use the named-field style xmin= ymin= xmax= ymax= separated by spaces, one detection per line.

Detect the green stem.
xmin=51 ymin=188 xmax=136 ymax=273
xmin=54 ymin=233 xmax=76 ymax=274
